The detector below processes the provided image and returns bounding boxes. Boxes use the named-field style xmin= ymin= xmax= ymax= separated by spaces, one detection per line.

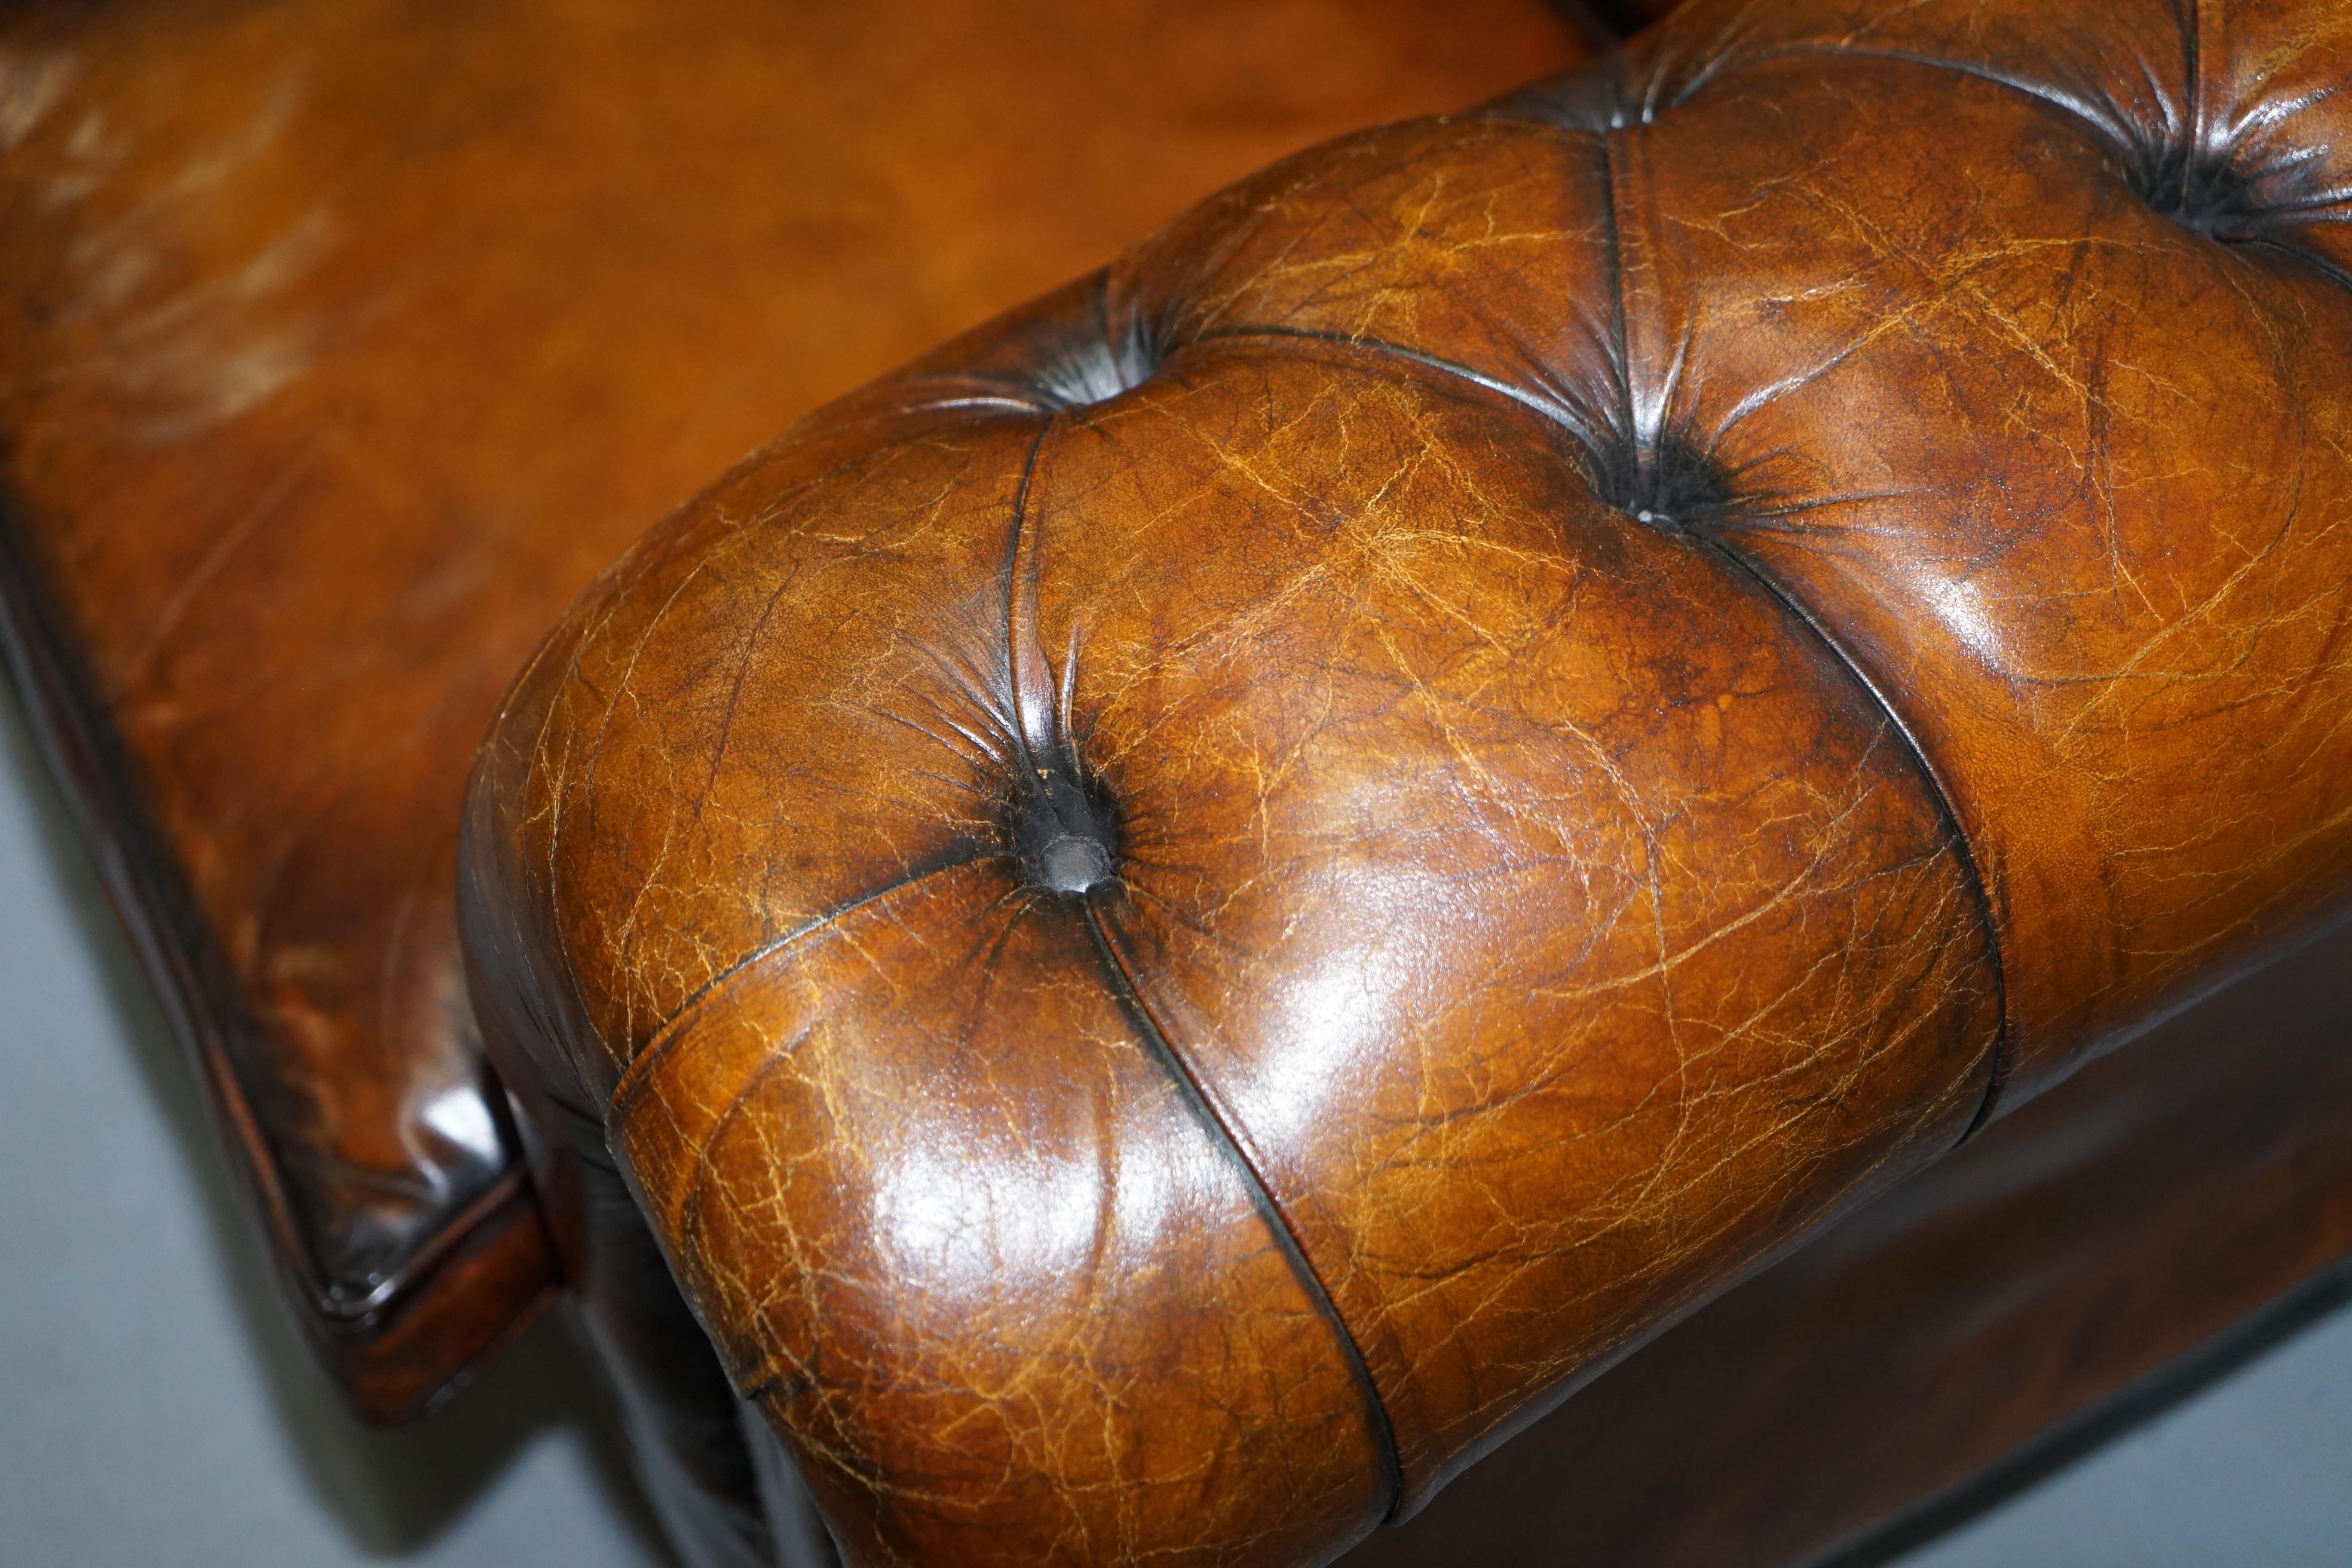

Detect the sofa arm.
xmin=460 ymin=0 xmax=2352 ymax=1561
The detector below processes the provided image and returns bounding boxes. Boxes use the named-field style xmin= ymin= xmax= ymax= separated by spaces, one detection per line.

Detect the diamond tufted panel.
xmin=0 ymin=0 xmax=1593 ymax=1420
xmin=460 ymin=1 xmax=2352 ymax=1562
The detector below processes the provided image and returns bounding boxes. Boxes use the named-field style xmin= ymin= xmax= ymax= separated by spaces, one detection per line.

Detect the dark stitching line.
xmin=1594 ymin=124 xmax=1636 ymax=454
xmin=2247 ymin=234 xmax=2352 ymax=297
xmin=607 ymin=850 xmax=1006 ymax=1122
xmin=1622 ymin=113 xmax=2008 ymax=1132
xmin=1181 ymin=298 xmax=2017 ymax=1132
xmin=1695 ymin=535 xmax=2014 ymax=1138
xmin=1694 ymin=33 xmax=2352 ymax=304
xmin=1079 ymin=904 xmax=1408 ymax=1523
xmin=1598 ymin=114 xmax=2015 ymax=1138
xmin=996 ymin=363 xmax=1405 ymax=1515
xmin=1643 ymin=115 xmax=2000 ymax=1135
xmin=616 ymin=419 xmax=1061 ymax=1122
xmin=1188 ymin=323 xmax=1612 ymax=455
xmin=2182 ymin=0 xmax=2204 ymax=205
xmin=1003 ymin=421 xmax=1058 ymax=768
xmin=1687 ymin=41 xmax=2138 ymax=145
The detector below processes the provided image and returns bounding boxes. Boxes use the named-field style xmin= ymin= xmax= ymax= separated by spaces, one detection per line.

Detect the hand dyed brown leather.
xmin=0 ymin=0 xmax=1590 ymax=1419
xmin=460 ymin=0 xmax=2352 ymax=1561
xmin=1352 ymin=915 xmax=2352 ymax=1568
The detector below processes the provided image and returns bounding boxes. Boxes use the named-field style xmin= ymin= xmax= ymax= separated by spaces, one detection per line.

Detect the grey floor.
xmin=4 ymin=682 xmax=2350 ymax=1568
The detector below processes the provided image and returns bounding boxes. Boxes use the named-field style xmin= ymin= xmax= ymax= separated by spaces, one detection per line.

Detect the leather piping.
xmin=1671 ymin=19 xmax=2352 ymax=301
xmin=604 ymin=847 xmax=1004 ymax=1125
xmin=1590 ymin=118 xmax=2016 ymax=1137
xmin=1004 ymin=406 xmax=1409 ymax=1524
xmin=1082 ymin=903 xmax=1410 ymax=1527
xmin=1169 ymin=311 xmax=2018 ymax=1137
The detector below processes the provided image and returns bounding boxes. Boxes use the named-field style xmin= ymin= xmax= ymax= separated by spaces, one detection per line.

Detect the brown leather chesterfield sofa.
xmin=8 ymin=0 xmax=2352 ymax=1564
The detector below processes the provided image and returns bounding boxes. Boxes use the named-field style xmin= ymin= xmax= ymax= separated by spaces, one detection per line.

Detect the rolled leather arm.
xmin=461 ymin=0 xmax=2352 ymax=1561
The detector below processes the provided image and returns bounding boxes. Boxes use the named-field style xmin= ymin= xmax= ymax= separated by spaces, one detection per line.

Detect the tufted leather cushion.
xmin=0 ymin=0 xmax=1590 ymax=1419
xmin=461 ymin=0 xmax=2352 ymax=1560
xmin=1346 ymin=916 xmax=2352 ymax=1567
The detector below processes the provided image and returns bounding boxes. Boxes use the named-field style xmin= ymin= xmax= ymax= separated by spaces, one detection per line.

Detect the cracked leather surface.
xmin=1347 ymin=917 xmax=2352 ymax=1567
xmin=462 ymin=0 xmax=2352 ymax=1561
xmin=0 ymin=0 xmax=1587 ymax=1417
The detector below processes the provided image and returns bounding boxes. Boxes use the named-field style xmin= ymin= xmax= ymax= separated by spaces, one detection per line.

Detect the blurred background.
xmin=7 ymin=678 xmax=2352 ymax=1568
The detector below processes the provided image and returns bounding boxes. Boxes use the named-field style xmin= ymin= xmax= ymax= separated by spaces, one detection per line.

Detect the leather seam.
xmin=1593 ymin=115 xmax=2016 ymax=1136
xmin=1594 ymin=121 xmax=1636 ymax=456
xmin=604 ymin=850 xmax=1004 ymax=1125
xmin=1680 ymin=33 xmax=2352 ymax=302
xmin=1177 ymin=236 xmax=2018 ymax=1137
xmin=1675 ymin=42 xmax=2140 ymax=145
xmin=1189 ymin=323 xmax=1612 ymax=452
xmin=1693 ymin=537 xmax=2016 ymax=1138
xmin=997 ymin=390 xmax=1406 ymax=1517
xmin=1003 ymin=419 xmax=1059 ymax=764
xmin=611 ymin=418 xmax=1065 ymax=1126
xmin=1079 ymin=903 xmax=1409 ymax=1526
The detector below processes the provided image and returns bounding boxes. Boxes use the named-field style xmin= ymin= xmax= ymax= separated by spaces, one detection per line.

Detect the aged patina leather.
xmin=0 ymin=0 xmax=1592 ymax=1419
xmin=462 ymin=0 xmax=2352 ymax=1561
xmin=1352 ymin=914 xmax=2352 ymax=1567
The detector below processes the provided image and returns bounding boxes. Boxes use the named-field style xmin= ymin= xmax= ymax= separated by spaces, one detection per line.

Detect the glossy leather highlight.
xmin=466 ymin=0 xmax=2352 ymax=1557
xmin=0 ymin=0 xmax=1590 ymax=1418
